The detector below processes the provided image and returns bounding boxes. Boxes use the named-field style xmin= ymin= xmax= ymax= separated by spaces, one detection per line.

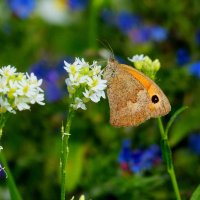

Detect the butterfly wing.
xmin=121 ymin=64 xmax=171 ymax=118
xmin=104 ymin=60 xmax=152 ymax=127
xmin=104 ymin=59 xmax=171 ymax=127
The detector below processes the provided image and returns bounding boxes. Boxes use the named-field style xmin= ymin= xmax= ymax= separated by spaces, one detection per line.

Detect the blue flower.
xmin=150 ymin=26 xmax=168 ymax=42
xmin=30 ymin=59 xmax=67 ymax=103
xmin=0 ymin=164 xmax=6 ymax=179
xmin=7 ymin=0 xmax=36 ymax=19
xmin=188 ymin=61 xmax=200 ymax=78
xmin=128 ymin=26 xmax=151 ymax=43
xmin=188 ymin=133 xmax=200 ymax=155
xmin=176 ymin=48 xmax=191 ymax=66
xmin=118 ymin=140 xmax=161 ymax=174
xmin=68 ymin=0 xmax=88 ymax=10
xmin=116 ymin=11 xmax=140 ymax=33
xmin=118 ymin=139 xmax=132 ymax=163
xmin=31 ymin=60 xmax=49 ymax=79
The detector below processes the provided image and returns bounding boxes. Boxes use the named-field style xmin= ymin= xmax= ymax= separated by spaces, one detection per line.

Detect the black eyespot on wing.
xmin=151 ymin=95 xmax=159 ymax=104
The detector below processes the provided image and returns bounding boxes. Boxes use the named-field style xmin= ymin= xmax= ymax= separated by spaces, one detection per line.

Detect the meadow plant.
xmin=128 ymin=55 xmax=189 ymax=200
xmin=61 ymin=58 xmax=107 ymax=200
xmin=0 ymin=65 xmax=45 ymax=199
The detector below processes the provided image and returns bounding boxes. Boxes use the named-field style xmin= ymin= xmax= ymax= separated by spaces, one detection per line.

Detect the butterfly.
xmin=103 ymin=58 xmax=171 ymax=127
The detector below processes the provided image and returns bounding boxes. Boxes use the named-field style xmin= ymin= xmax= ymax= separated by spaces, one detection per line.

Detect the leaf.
xmin=165 ymin=106 xmax=188 ymax=136
xmin=169 ymin=105 xmax=200 ymax=147
xmin=65 ymin=143 xmax=87 ymax=192
xmin=191 ymin=185 xmax=200 ymax=200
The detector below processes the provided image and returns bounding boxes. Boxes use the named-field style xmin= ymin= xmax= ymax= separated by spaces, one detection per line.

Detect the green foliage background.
xmin=0 ymin=0 xmax=200 ymax=199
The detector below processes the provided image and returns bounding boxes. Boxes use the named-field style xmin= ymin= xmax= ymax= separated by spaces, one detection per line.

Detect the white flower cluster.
xmin=64 ymin=58 xmax=107 ymax=110
xmin=0 ymin=65 xmax=45 ymax=114
xmin=128 ymin=54 xmax=145 ymax=62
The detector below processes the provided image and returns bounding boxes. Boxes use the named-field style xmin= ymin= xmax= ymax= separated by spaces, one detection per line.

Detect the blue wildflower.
xmin=30 ymin=60 xmax=66 ymax=103
xmin=7 ymin=0 xmax=36 ymax=19
xmin=45 ymin=82 xmax=64 ymax=103
xmin=118 ymin=140 xmax=161 ymax=174
xmin=116 ymin=11 xmax=140 ymax=33
xmin=150 ymin=26 xmax=168 ymax=42
xmin=188 ymin=133 xmax=200 ymax=155
xmin=118 ymin=139 xmax=132 ymax=163
xmin=128 ymin=26 xmax=151 ymax=44
xmin=31 ymin=61 xmax=49 ymax=79
xmin=68 ymin=0 xmax=88 ymax=10
xmin=0 ymin=164 xmax=6 ymax=179
xmin=188 ymin=61 xmax=200 ymax=78
xmin=176 ymin=48 xmax=191 ymax=66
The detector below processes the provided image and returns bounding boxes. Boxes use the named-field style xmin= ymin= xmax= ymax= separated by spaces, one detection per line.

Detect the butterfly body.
xmin=104 ymin=58 xmax=171 ymax=127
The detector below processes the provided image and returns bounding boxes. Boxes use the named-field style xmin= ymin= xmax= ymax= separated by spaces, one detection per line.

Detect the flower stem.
xmin=60 ymin=108 xmax=74 ymax=200
xmin=0 ymin=128 xmax=22 ymax=200
xmin=157 ymin=118 xmax=181 ymax=200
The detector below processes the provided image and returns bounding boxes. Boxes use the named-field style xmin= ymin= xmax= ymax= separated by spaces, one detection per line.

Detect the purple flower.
xmin=188 ymin=61 xmax=200 ymax=78
xmin=7 ymin=0 xmax=36 ymax=19
xmin=0 ymin=164 xmax=6 ymax=179
xmin=176 ymin=48 xmax=191 ymax=66
xmin=68 ymin=0 xmax=88 ymax=10
xmin=188 ymin=133 xmax=200 ymax=155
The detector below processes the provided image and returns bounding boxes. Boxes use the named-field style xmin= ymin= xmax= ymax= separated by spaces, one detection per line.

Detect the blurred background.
xmin=0 ymin=0 xmax=200 ymax=199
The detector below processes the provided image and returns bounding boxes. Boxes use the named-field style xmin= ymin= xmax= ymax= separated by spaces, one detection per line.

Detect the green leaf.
xmin=191 ymin=185 xmax=200 ymax=200
xmin=66 ymin=143 xmax=87 ymax=192
xmin=169 ymin=106 xmax=200 ymax=147
xmin=165 ymin=106 xmax=188 ymax=136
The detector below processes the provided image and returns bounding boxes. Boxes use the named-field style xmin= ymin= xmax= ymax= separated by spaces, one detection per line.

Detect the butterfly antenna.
xmin=96 ymin=39 xmax=115 ymax=59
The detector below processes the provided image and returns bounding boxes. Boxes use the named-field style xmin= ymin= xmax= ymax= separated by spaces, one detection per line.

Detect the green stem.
xmin=157 ymin=117 xmax=166 ymax=139
xmin=0 ymin=152 xmax=22 ymax=200
xmin=0 ymin=127 xmax=22 ymax=200
xmin=157 ymin=118 xmax=181 ymax=200
xmin=88 ymin=0 xmax=104 ymax=49
xmin=60 ymin=108 xmax=74 ymax=200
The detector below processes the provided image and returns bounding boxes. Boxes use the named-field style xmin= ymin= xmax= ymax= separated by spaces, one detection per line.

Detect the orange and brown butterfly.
xmin=103 ymin=56 xmax=171 ymax=127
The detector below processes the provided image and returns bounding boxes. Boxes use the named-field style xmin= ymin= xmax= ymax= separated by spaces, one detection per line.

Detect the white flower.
xmin=36 ymin=0 xmax=71 ymax=25
xmin=0 ymin=65 xmax=45 ymax=114
xmin=14 ymin=97 xmax=30 ymax=111
xmin=79 ymin=195 xmax=85 ymax=200
xmin=64 ymin=62 xmax=80 ymax=75
xmin=7 ymin=80 xmax=19 ymax=98
xmin=87 ymin=76 xmax=107 ymax=91
xmin=30 ymin=93 xmax=45 ymax=105
xmin=128 ymin=54 xmax=145 ymax=62
xmin=70 ymin=97 xmax=86 ymax=110
xmin=91 ymin=62 xmax=103 ymax=75
xmin=0 ymin=65 xmax=16 ymax=77
xmin=64 ymin=58 xmax=107 ymax=110
xmin=0 ymin=96 xmax=14 ymax=113
xmin=18 ymin=79 xmax=36 ymax=97
xmin=0 ymin=77 xmax=9 ymax=94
